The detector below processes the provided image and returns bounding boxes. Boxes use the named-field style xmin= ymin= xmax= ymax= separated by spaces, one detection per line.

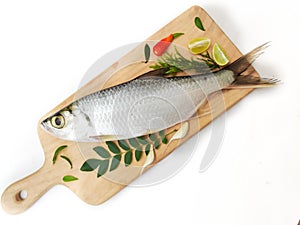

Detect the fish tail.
xmin=225 ymin=43 xmax=280 ymax=88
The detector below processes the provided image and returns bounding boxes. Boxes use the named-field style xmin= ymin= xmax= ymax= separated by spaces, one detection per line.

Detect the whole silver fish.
xmin=42 ymin=44 xmax=277 ymax=142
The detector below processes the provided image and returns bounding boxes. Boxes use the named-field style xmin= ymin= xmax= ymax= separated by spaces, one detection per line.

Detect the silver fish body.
xmin=42 ymin=70 xmax=234 ymax=142
xmin=42 ymin=44 xmax=278 ymax=142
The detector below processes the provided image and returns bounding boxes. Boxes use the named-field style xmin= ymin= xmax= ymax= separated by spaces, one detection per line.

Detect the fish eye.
xmin=50 ymin=114 xmax=65 ymax=129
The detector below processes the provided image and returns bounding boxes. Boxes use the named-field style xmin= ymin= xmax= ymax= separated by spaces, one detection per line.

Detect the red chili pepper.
xmin=153 ymin=33 xmax=184 ymax=56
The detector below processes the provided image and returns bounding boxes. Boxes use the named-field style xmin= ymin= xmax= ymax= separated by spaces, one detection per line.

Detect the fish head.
xmin=41 ymin=105 xmax=92 ymax=142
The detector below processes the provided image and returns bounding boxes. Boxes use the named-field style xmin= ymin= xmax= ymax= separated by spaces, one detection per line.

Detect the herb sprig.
xmin=150 ymin=48 xmax=219 ymax=75
xmin=80 ymin=130 xmax=174 ymax=178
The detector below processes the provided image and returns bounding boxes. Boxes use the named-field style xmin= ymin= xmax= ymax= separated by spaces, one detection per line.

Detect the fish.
xmin=42 ymin=44 xmax=279 ymax=142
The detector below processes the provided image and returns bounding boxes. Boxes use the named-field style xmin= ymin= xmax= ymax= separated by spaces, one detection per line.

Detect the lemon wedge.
xmin=188 ymin=37 xmax=211 ymax=54
xmin=212 ymin=43 xmax=230 ymax=66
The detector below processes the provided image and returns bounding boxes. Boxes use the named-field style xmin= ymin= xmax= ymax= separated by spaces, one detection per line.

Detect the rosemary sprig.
xmin=150 ymin=48 xmax=219 ymax=75
xmin=199 ymin=51 xmax=220 ymax=70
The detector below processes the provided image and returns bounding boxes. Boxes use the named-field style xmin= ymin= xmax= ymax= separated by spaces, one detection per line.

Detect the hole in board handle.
xmin=16 ymin=190 xmax=28 ymax=201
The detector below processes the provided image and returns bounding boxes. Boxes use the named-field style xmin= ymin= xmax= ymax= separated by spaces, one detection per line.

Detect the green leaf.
xmin=135 ymin=147 xmax=143 ymax=162
xmin=145 ymin=144 xmax=151 ymax=156
xmin=124 ymin=151 xmax=133 ymax=167
xmin=137 ymin=136 xmax=148 ymax=145
xmin=80 ymin=159 xmax=100 ymax=171
xmin=129 ymin=138 xmax=140 ymax=148
xmin=109 ymin=154 xmax=121 ymax=172
xmin=162 ymin=137 xmax=168 ymax=144
xmin=158 ymin=130 xmax=165 ymax=137
xmin=60 ymin=155 xmax=73 ymax=169
xmin=106 ymin=141 xmax=121 ymax=154
xmin=149 ymin=133 xmax=158 ymax=142
xmin=52 ymin=145 xmax=68 ymax=164
xmin=93 ymin=146 xmax=110 ymax=158
xmin=144 ymin=44 xmax=150 ymax=63
xmin=172 ymin=33 xmax=184 ymax=39
xmin=97 ymin=160 xmax=109 ymax=178
xmin=118 ymin=140 xmax=130 ymax=151
xmin=194 ymin=17 xmax=205 ymax=31
xmin=159 ymin=130 xmax=168 ymax=144
xmin=62 ymin=175 xmax=79 ymax=182
xmin=154 ymin=140 xmax=161 ymax=149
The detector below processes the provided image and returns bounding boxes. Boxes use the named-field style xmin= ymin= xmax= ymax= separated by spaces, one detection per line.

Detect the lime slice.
xmin=212 ymin=43 xmax=230 ymax=66
xmin=188 ymin=37 xmax=211 ymax=54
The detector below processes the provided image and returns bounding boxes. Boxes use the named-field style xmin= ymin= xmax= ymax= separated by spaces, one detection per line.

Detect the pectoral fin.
xmin=190 ymin=97 xmax=211 ymax=119
xmin=137 ymin=68 xmax=169 ymax=79
xmin=89 ymin=134 xmax=125 ymax=142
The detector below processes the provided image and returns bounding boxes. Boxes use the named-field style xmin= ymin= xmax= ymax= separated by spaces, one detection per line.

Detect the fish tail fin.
xmin=225 ymin=42 xmax=280 ymax=89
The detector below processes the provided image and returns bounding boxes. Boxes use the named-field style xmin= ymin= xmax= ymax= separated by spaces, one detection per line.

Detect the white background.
xmin=0 ymin=0 xmax=299 ymax=224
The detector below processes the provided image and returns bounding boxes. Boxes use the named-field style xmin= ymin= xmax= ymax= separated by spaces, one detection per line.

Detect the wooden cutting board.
xmin=1 ymin=5 xmax=257 ymax=214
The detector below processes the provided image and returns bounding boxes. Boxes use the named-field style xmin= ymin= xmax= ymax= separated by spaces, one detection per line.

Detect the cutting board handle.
xmin=1 ymin=166 xmax=59 ymax=214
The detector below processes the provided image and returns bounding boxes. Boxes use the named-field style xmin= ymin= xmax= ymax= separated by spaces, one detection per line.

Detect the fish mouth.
xmin=41 ymin=120 xmax=51 ymax=132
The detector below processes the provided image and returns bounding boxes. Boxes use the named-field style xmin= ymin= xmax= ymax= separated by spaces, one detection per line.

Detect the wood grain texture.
xmin=1 ymin=5 xmax=257 ymax=214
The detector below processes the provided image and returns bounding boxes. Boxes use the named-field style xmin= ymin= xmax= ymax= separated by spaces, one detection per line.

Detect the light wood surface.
xmin=1 ymin=5 xmax=257 ymax=214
